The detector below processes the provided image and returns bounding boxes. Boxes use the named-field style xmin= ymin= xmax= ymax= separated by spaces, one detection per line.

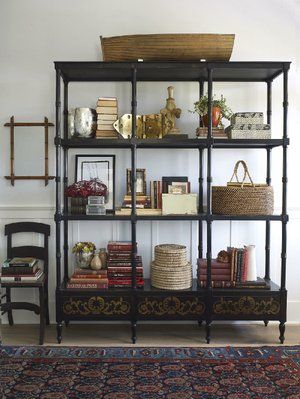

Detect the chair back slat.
xmin=10 ymin=246 xmax=46 ymax=261
xmin=5 ymin=222 xmax=50 ymax=236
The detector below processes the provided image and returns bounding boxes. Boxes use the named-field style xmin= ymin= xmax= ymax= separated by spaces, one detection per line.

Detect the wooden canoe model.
xmin=100 ymin=34 xmax=235 ymax=62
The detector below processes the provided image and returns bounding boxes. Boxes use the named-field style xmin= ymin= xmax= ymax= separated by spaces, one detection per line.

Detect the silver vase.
xmin=70 ymin=108 xmax=97 ymax=138
xmin=75 ymin=251 xmax=94 ymax=269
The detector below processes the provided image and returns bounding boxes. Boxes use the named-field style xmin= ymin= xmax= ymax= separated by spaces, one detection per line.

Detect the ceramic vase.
xmin=90 ymin=250 xmax=102 ymax=271
xmin=202 ymin=106 xmax=222 ymax=127
xmin=75 ymin=251 xmax=94 ymax=269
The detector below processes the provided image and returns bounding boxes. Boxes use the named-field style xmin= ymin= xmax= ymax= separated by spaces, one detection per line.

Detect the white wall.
xmin=0 ymin=0 xmax=299 ymax=323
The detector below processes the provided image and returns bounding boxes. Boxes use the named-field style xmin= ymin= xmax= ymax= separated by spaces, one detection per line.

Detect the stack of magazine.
xmin=1 ymin=257 xmax=43 ymax=283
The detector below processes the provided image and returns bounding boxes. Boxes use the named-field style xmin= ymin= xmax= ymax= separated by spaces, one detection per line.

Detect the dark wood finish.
xmin=1 ymin=222 xmax=51 ymax=345
xmin=4 ymin=117 xmax=55 ymax=186
xmin=54 ymin=61 xmax=290 ymax=83
xmin=54 ymin=61 xmax=289 ymax=345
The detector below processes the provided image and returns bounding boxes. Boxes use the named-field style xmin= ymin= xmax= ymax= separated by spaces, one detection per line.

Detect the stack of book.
xmin=150 ymin=181 xmax=162 ymax=209
xmin=96 ymin=97 xmax=119 ymax=139
xmin=1 ymin=257 xmax=43 ymax=283
xmin=115 ymin=195 xmax=162 ymax=216
xmin=107 ymin=241 xmax=144 ymax=288
xmin=196 ymin=127 xmax=228 ymax=138
xmin=66 ymin=268 xmax=108 ymax=289
xmin=197 ymin=248 xmax=269 ymax=289
xmin=122 ymin=195 xmax=151 ymax=209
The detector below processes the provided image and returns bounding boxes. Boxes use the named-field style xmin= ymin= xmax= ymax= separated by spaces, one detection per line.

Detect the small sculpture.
xmin=160 ymin=86 xmax=181 ymax=135
xmin=217 ymin=250 xmax=230 ymax=263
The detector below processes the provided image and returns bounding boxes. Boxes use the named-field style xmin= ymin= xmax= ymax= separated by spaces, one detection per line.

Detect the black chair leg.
xmin=39 ymin=287 xmax=45 ymax=345
xmin=45 ymin=286 xmax=50 ymax=326
xmin=6 ymin=288 xmax=14 ymax=326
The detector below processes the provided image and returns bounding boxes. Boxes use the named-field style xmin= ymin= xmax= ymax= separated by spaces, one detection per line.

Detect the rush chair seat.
xmin=1 ymin=222 xmax=50 ymax=345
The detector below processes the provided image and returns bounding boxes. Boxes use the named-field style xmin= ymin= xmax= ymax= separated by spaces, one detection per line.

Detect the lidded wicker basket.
xmin=212 ymin=160 xmax=274 ymax=215
xmin=151 ymin=244 xmax=192 ymax=290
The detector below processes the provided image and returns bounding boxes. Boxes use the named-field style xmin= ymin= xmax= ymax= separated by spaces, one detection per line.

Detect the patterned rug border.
xmin=1 ymin=345 xmax=300 ymax=360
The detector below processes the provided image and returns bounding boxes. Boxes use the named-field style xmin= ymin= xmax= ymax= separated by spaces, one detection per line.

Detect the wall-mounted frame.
xmin=4 ymin=116 xmax=55 ymax=186
xmin=127 ymin=168 xmax=146 ymax=196
xmin=75 ymin=154 xmax=115 ymax=212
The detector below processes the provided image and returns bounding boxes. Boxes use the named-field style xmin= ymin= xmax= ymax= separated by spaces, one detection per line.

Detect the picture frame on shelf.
xmin=75 ymin=154 xmax=115 ymax=212
xmin=126 ymin=168 xmax=146 ymax=196
xmin=168 ymin=182 xmax=189 ymax=194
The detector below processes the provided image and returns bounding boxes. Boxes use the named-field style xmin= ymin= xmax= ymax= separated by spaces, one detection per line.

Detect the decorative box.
xmin=231 ymin=112 xmax=264 ymax=125
xmin=88 ymin=196 xmax=105 ymax=206
xmin=162 ymin=194 xmax=197 ymax=215
xmin=225 ymin=124 xmax=271 ymax=139
xmin=86 ymin=204 xmax=106 ymax=215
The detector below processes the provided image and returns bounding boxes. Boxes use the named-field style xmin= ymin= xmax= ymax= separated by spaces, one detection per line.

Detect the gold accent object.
xmin=63 ymin=296 xmax=131 ymax=316
xmin=213 ymin=296 xmax=280 ymax=316
xmin=113 ymin=114 xmax=143 ymax=139
xmin=160 ymin=86 xmax=181 ymax=135
xmin=138 ymin=296 xmax=205 ymax=316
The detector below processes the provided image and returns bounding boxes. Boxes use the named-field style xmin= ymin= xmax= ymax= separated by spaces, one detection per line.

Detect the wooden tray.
xmin=100 ymin=34 xmax=235 ymax=62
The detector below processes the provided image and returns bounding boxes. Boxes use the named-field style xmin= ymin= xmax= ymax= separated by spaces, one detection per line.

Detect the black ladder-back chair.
xmin=1 ymin=222 xmax=50 ymax=345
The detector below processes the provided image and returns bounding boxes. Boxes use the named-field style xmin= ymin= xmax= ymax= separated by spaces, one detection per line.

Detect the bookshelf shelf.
xmin=55 ymin=61 xmax=290 ymax=345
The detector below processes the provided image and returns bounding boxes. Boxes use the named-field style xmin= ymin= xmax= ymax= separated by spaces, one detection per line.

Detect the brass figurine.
xmin=160 ymin=86 xmax=181 ymax=135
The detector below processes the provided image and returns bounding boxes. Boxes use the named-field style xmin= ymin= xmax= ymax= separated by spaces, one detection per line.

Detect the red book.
xmin=108 ymin=278 xmax=144 ymax=284
xmin=70 ymin=277 xmax=109 ymax=284
xmin=74 ymin=268 xmax=107 ymax=275
xmin=72 ymin=274 xmax=107 ymax=280
xmin=198 ymin=268 xmax=231 ymax=274
xmin=107 ymin=266 xmax=143 ymax=273
xmin=108 ymin=253 xmax=132 ymax=260
xmin=107 ymin=262 xmax=142 ymax=268
xmin=67 ymin=282 xmax=108 ymax=289
xmin=107 ymin=241 xmax=133 ymax=251
xmin=198 ymin=275 xmax=231 ymax=281
xmin=197 ymin=259 xmax=231 ymax=269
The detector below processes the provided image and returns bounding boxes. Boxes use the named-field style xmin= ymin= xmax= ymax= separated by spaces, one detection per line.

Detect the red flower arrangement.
xmin=66 ymin=179 xmax=107 ymax=198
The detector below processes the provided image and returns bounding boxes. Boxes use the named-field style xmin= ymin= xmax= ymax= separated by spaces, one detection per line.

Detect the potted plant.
xmin=72 ymin=241 xmax=96 ymax=269
xmin=191 ymin=94 xmax=232 ymax=128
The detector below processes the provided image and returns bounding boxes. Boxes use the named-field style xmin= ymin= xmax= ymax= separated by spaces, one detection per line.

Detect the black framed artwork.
xmin=75 ymin=154 xmax=115 ymax=212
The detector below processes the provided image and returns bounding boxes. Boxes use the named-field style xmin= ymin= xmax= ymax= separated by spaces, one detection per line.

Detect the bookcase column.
xmin=205 ymin=68 xmax=213 ymax=344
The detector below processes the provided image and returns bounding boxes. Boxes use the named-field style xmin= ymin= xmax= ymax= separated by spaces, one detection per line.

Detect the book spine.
xmin=198 ymin=268 xmax=231 ymax=274
xmin=1 ymin=266 xmax=37 ymax=275
xmin=197 ymin=275 xmax=231 ymax=281
xmin=71 ymin=275 xmax=108 ymax=280
xmin=107 ymin=262 xmax=142 ymax=268
xmin=107 ymin=267 xmax=143 ymax=272
xmin=74 ymin=268 xmax=107 ymax=275
xmin=154 ymin=181 xmax=157 ymax=208
xmin=107 ymin=244 xmax=133 ymax=251
xmin=67 ymin=283 xmax=108 ymax=289
xmin=69 ymin=278 xmax=108 ymax=284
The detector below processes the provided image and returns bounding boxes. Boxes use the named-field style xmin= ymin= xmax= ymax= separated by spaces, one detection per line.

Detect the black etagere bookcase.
xmin=54 ymin=61 xmax=290 ymax=344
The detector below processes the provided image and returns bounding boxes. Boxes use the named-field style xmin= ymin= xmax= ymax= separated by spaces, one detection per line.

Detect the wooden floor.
xmin=1 ymin=323 xmax=300 ymax=346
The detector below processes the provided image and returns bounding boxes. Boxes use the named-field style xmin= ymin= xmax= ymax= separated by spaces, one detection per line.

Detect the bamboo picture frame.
xmin=4 ymin=116 xmax=55 ymax=186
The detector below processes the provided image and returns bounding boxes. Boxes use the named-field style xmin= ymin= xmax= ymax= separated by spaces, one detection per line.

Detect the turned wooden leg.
xmin=206 ymin=321 xmax=211 ymax=344
xmin=131 ymin=320 xmax=137 ymax=344
xmin=264 ymin=320 xmax=269 ymax=327
xmin=45 ymin=286 xmax=50 ymax=326
xmin=56 ymin=322 xmax=63 ymax=344
xmin=39 ymin=287 xmax=45 ymax=345
xmin=6 ymin=288 xmax=14 ymax=326
xmin=279 ymin=322 xmax=285 ymax=344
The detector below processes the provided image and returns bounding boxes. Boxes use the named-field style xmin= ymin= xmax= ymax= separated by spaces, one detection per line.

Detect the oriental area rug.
xmin=0 ymin=346 xmax=300 ymax=399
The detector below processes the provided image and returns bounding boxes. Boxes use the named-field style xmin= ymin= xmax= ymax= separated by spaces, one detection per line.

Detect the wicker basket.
xmin=212 ymin=160 xmax=274 ymax=215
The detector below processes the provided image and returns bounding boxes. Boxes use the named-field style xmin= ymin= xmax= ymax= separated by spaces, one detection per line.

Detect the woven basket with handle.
xmin=212 ymin=160 xmax=274 ymax=215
